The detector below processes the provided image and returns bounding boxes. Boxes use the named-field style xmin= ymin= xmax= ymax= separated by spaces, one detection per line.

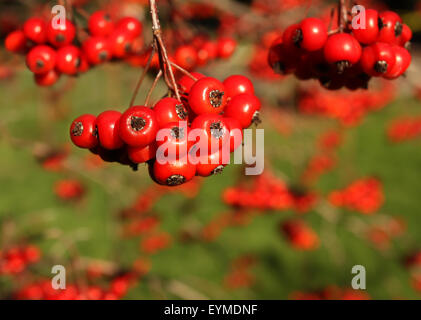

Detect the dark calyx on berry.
xmin=166 ymin=174 xmax=186 ymax=186
xmin=175 ymin=104 xmax=188 ymax=119
xmin=130 ymin=116 xmax=146 ymax=131
xmin=36 ymin=60 xmax=45 ymax=68
xmin=72 ymin=122 xmax=84 ymax=136
xmin=99 ymin=51 xmax=108 ymax=61
xmin=292 ymin=29 xmax=303 ymax=47
xmin=209 ymin=90 xmax=224 ymax=108
xmin=395 ymin=22 xmax=403 ymax=37
xmin=374 ymin=61 xmax=388 ymax=73
xmin=336 ymin=60 xmax=351 ymax=74
xmin=252 ymin=111 xmax=262 ymax=125
xmin=55 ymin=34 xmax=65 ymax=43
xmin=170 ymin=126 xmax=185 ymax=139
xmin=210 ymin=121 xmax=225 ymax=139
xmin=211 ymin=165 xmax=225 ymax=175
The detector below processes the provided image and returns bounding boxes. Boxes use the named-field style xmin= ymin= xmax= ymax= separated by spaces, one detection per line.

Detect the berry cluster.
xmin=223 ymin=172 xmax=318 ymax=213
xmin=328 ymin=177 xmax=384 ymax=214
xmin=70 ymin=74 xmax=260 ymax=186
xmin=298 ymin=81 xmax=396 ymax=126
xmin=280 ymin=219 xmax=319 ymax=250
xmin=0 ymin=245 xmax=41 ymax=275
xmin=268 ymin=9 xmax=412 ymax=90
xmin=5 ymin=12 xmax=143 ymax=86
xmin=387 ymin=116 xmax=421 ymax=143
xmin=15 ymin=273 xmax=136 ymax=300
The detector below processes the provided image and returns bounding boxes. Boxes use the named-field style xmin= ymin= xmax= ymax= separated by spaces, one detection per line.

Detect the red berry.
xmin=352 ymin=9 xmax=379 ymax=45
xmin=195 ymin=150 xmax=226 ymax=177
xmin=118 ymin=106 xmax=158 ymax=147
xmin=88 ymin=11 xmax=114 ymax=37
xmin=5 ymin=30 xmax=27 ymax=53
xmin=23 ymin=17 xmax=47 ymax=44
xmin=178 ymin=72 xmax=205 ymax=94
xmin=223 ymin=75 xmax=254 ymax=99
xmin=188 ymin=77 xmax=227 ymax=115
xmin=151 ymin=157 xmax=196 ymax=186
xmin=116 ymin=17 xmax=143 ymax=38
xmin=196 ymin=40 xmax=217 ymax=66
xmin=378 ymin=11 xmax=403 ymax=44
xmin=109 ymin=29 xmax=133 ymax=59
xmin=217 ymin=37 xmax=236 ymax=58
xmin=190 ymin=114 xmax=230 ymax=154
xmin=383 ymin=46 xmax=411 ymax=79
xmin=323 ymin=33 xmax=362 ymax=73
xmin=46 ymin=19 xmax=76 ymax=47
xmin=56 ymin=45 xmax=81 ymax=75
xmin=34 ymin=69 xmax=60 ymax=86
xmin=95 ymin=110 xmax=124 ymax=150
xmin=297 ymin=18 xmax=327 ymax=51
xmin=156 ymin=122 xmax=192 ymax=159
xmin=153 ymin=97 xmax=189 ymax=127
xmin=398 ymin=24 xmax=412 ymax=46
xmin=128 ymin=143 xmax=156 ymax=164
xmin=26 ymin=45 xmax=56 ymax=74
xmin=224 ymin=94 xmax=261 ymax=129
xmin=360 ymin=42 xmax=396 ymax=77
xmin=82 ymin=37 xmax=112 ymax=65
xmin=70 ymin=114 xmax=98 ymax=149
xmin=174 ymin=45 xmax=198 ymax=71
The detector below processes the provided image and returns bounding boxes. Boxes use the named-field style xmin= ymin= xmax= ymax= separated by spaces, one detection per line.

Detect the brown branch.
xmin=145 ymin=70 xmax=163 ymax=107
xmin=170 ymin=62 xmax=198 ymax=81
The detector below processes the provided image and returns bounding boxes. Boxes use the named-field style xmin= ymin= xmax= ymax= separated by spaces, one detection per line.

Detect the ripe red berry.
xmin=197 ymin=40 xmax=217 ymax=66
xmin=34 ymin=69 xmax=60 ymax=86
xmin=223 ymin=94 xmax=261 ymax=129
xmin=360 ymin=42 xmax=396 ymax=77
xmin=5 ymin=30 xmax=27 ymax=53
xmin=153 ymin=97 xmax=189 ymax=127
xmin=174 ymin=45 xmax=198 ymax=71
xmin=26 ymin=45 xmax=56 ymax=74
xmin=217 ymin=37 xmax=236 ymax=58
xmin=378 ymin=11 xmax=403 ymax=44
xmin=88 ymin=11 xmax=114 ymax=37
xmin=323 ymin=33 xmax=362 ymax=73
xmin=46 ymin=19 xmax=76 ymax=47
xmin=151 ymin=157 xmax=196 ymax=186
xmin=116 ymin=17 xmax=143 ymax=38
xmin=195 ymin=150 xmax=226 ymax=177
xmin=383 ymin=46 xmax=411 ymax=79
xmin=82 ymin=37 xmax=112 ymax=65
xmin=70 ymin=114 xmax=98 ymax=149
xmin=190 ymin=114 xmax=230 ymax=154
xmin=56 ymin=45 xmax=81 ymax=75
xmin=178 ymin=72 xmax=205 ymax=94
xmin=188 ymin=77 xmax=227 ymax=115
xmin=398 ymin=24 xmax=412 ymax=46
xmin=23 ymin=17 xmax=47 ymax=44
xmin=352 ymin=9 xmax=379 ymax=45
xmin=128 ymin=143 xmax=156 ymax=164
xmin=118 ymin=106 xmax=158 ymax=147
xmin=109 ymin=29 xmax=133 ymax=59
xmin=156 ymin=122 xmax=192 ymax=159
xmin=296 ymin=18 xmax=327 ymax=51
xmin=223 ymin=75 xmax=255 ymax=99
xmin=95 ymin=110 xmax=124 ymax=150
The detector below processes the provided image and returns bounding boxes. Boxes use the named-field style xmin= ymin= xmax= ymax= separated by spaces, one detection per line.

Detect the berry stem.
xmin=169 ymin=62 xmax=198 ymax=81
xmin=129 ymin=44 xmax=156 ymax=108
xmin=145 ymin=70 xmax=163 ymax=107
xmin=338 ymin=0 xmax=348 ymax=32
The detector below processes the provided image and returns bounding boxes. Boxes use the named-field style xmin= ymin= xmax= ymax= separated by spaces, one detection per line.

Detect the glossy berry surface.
xmin=188 ymin=77 xmax=227 ymax=115
xmin=26 ymin=45 xmax=56 ymax=74
xmin=70 ymin=114 xmax=98 ymax=149
xmin=95 ymin=110 xmax=124 ymax=150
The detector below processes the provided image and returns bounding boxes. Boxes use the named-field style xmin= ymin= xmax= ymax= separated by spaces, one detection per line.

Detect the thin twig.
xmin=145 ymin=70 xmax=163 ymax=107
xmin=169 ymin=62 xmax=198 ymax=81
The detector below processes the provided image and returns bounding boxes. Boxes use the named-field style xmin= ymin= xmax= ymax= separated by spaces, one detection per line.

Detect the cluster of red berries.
xmin=291 ymin=286 xmax=371 ymax=300
xmin=268 ymin=9 xmax=412 ymax=90
xmin=387 ymin=116 xmax=421 ymax=143
xmin=328 ymin=177 xmax=384 ymax=215
xmin=54 ymin=179 xmax=85 ymax=201
xmin=0 ymin=245 xmax=41 ymax=275
xmin=298 ymin=81 xmax=396 ymax=126
xmin=223 ymin=172 xmax=318 ymax=213
xmin=5 ymin=12 xmax=143 ymax=86
xmin=280 ymin=219 xmax=319 ymax=251
xmin=70 ymin=74 xmax=261 ymax=186
xmin=15 ymin=273 xmax=136 ymax=300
